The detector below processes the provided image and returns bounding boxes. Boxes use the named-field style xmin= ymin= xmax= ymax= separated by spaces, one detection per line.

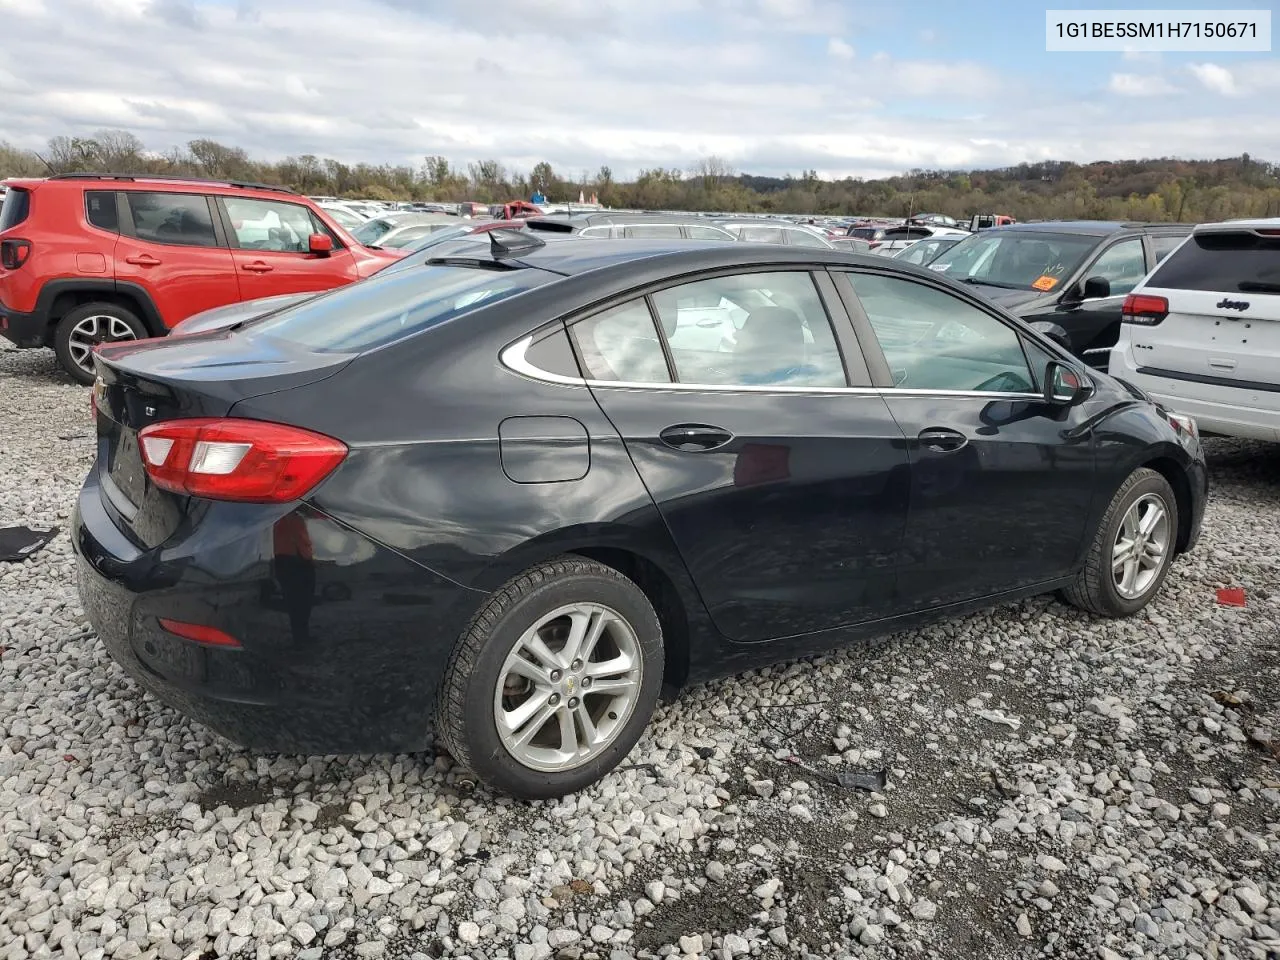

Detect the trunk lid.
xmin=1138 ymin=228 xmax=1280 ymax=387
xmin=92 ymin=330 xmax=353 ymax=548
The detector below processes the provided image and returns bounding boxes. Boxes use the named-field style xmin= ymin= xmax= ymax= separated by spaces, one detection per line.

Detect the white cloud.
xmin=1108 ymin=72 xmax=1177 ymax=97
xmin=1189 ymin=63 xmax=1237 ymax=95
xmin=1121 ymin=49 xmax=1161 ymax=63
xmin=0 ymin=0 xmax=1275 ymax=181
xmin=827 ymin=36 xmax=854 ymax=60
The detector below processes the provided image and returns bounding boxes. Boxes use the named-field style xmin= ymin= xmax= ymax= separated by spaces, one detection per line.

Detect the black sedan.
xmin=74 ymin=233 xmax=1208 ymax=799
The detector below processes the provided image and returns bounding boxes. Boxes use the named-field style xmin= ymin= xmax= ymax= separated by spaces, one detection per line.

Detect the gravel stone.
xmin=1 ymin=348 xmax=1277 ymax=959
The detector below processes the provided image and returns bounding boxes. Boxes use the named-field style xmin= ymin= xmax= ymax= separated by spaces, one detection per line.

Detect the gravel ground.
xmin=1 ymin=340 xmax=1278 ymax=960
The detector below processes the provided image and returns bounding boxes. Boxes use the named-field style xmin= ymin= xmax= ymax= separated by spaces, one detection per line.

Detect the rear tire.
xmin=435 ymin=557 xmax=663 ymax=799
xmin=1062 ymin=467 xmax=1178 ymax=617
xmin=54 ymin=302 xmax=149 ymax=385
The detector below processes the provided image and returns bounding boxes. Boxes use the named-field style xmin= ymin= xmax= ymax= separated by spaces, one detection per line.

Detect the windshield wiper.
xmin=960 ymin=277 xmax=1021 ymax=289
xmin=1238 ymin=281 xmax=1280 ymax=293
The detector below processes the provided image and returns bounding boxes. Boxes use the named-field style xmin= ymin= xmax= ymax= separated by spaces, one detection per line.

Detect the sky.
xmin=0 ymin=0 xmax=1276 ymax=180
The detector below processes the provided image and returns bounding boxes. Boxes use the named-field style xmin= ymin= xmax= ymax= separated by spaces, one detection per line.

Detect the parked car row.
xmin=4 ymin=173 xmax=1274 ymax=447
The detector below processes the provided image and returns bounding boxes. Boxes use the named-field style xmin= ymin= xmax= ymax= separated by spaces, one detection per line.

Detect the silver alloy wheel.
xmin=66 ymin=315 xmax=139 ymax=372
xmin=494 ymin=602 xmax=643 ymax=773
xmin=1112 ymin=493 xmax=1171 ymax=599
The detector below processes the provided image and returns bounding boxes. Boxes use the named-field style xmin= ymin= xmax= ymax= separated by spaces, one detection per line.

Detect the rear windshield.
xmin=1146 ymin=230 xmax=1280 ymax=294
xmin=244 ymin=263 xmax=554 ymax=353
xmin=0 ymin=188 xmax=31 ymax=231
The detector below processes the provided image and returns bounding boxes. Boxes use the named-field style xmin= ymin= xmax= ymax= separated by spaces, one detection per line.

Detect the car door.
xmin=1051 ymin=236 xmax=1146 ymax=367
xmin=114 ymin=191 xmax=239 ymax=328
xmin=835 ymin=269 xmax=1096 ymax=609
xmin=568 ymin=268 xmax=912 ymax=642
xmin=216 ymin=196 xmax=361 ymax=301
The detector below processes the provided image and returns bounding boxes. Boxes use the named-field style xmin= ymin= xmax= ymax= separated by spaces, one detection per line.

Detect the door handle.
xmin=241 ymin=262 xmax=274 ymax=273
xmin=124 ymin=255 xmax=161 ymax=267
xmin=918 ymin=427 xmax=968 ymax=453
xmin=659 ymin=423 xmax=734 ymax=452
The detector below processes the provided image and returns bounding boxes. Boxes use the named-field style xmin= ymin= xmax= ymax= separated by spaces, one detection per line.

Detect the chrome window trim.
xmin=500 ymin=335 xmax=1043 ymax=400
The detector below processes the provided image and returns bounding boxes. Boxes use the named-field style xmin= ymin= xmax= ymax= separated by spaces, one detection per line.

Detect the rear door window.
xmin=738 ymin=226 xmax=786 ymax=243
xmin=1150 ymin=234 xmax=1185 ymax=263
xmin=650 ymin=271 xmax=846 ymax=387
xmin=787 ymin=229 xmax=829 ymax=248
xmin=1146 ymin=230 xmax=1280 ymax=294
xmin=125 ymin=192 xmax=219 ymax=247
xmin=621 ymin=224 xmax=683 ymax=239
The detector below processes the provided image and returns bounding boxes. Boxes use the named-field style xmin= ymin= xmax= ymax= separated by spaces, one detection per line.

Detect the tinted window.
xmin=85 ymin=191 xmax=119 ymax=232
xmin=850 ymin=227 xmax=882 ymax=240
xmin=1085 ymin=238 xmax=1145 ymax=296
xmin=1146 ymin=230 xmax=1280 ymax=293
xmin=651 ymin=271 xmax=845 ymax=387
xmin=738 ymin=226 xmax=786 ymax=243
xmin=787 ymin=228 xmax=829 ymax=248
xmin=927 ymin=231 xmax=1097 ymax=292
xmin=621 ymin=224 xmax=683 ymax=239
xmin=570 ymin=300 xmax=671 ymax=383
xmin=848 ymin=273 xmax=1034 ymax=393
xmin=686 ymin=225 xmax=733 ymax=241
xmin=247 ymin=264 xmax=553 ymax=353
xmin=1150 ymin=235 xmax=1185 ymax=263
xmin=126 ymin=192 xmax=217 ymax=247
xmin=0 ymin=189 xmax=29 ymax=230
xmin=224 ymin=198 xmax=325 ymax=252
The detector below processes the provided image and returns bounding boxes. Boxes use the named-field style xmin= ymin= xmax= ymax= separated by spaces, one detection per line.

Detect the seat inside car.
xmin=733 ymin=306 xmax=809 ymax=380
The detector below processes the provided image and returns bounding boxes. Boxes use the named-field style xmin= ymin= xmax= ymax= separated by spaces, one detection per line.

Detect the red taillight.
xmin=0 ymin=239 xmax=32 ymax=269
xmin=137 ymin=418 xmax=347 ymax=502
xmin=159 ymin=618 xmax=242 ymax=648
xmin=1122 ymin=293 xmax=1169 ymax=326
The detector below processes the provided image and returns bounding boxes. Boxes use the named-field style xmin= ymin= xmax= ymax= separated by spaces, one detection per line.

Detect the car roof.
xmin=3 ymin=173 xmax=303 ymax=202
xmin=530 ymin=211 xmax=722 ymax=227
xmin=1196 ymin=216 xmax=1280 ymax=234
xmin=430 ymin=234 xmax=883 ymax=278
xmin=1002 ymin=220 xmax=1195 ymax=236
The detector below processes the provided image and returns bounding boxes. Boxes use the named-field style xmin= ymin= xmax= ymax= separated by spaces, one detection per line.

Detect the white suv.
xmin=1110 ymin=218 xmax=1280 ymax=442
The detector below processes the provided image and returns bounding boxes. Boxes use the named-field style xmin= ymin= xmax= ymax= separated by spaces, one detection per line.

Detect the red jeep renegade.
xmin=0 ymin=174 xmax=399 ymax=383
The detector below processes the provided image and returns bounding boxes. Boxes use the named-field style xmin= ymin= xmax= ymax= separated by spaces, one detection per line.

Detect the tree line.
xmin=3 ymin=129 xmax=1279 ymax=223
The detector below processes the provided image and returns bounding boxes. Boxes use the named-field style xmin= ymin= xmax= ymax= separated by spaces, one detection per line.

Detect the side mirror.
xmin=1044 ymin=360 xmax=1087 ymax=405
xmin=308 ymin=233 xmax=333 ymax=255
xmin=1082 ymin=275 xmax=1111 ymax=300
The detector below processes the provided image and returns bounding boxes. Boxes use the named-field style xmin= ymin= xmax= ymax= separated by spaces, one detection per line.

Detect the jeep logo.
xmin=1216 ymin=298 xmax=1250 ymax=311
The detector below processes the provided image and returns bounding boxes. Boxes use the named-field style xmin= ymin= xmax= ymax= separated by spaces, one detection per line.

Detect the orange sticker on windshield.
xmin=1032 ymin=275 xmax=1059 ymax=291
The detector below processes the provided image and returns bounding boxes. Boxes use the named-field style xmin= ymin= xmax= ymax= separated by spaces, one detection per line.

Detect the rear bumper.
xmin=1110 ymin=345 xmax=1280 ymax=442
xmin=72 ymin=467 xmax=485 ymax=754
xmin=0 ymin=301 xmax=47 ymax=348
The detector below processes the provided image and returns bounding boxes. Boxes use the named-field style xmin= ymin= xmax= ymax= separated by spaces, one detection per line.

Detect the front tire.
xmin=1062 ymin=467 xmax=1178 ymax=617
xmin=54 ymin=302 xmax=149 ymax=385
xmin=435 ymin=557 xmax=663 ymax=799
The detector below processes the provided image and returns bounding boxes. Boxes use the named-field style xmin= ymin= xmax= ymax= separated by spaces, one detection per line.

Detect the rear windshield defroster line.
xmin=243 ymin=263 xmax=555 ymax=354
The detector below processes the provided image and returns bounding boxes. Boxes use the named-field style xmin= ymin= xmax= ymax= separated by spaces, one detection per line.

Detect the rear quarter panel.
xmin=226 ymin=281 xmax=724 ymax=672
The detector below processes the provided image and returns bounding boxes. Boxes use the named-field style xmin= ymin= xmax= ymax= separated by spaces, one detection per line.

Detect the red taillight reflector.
xmin=137 ymin=418 xmax=347 ymax=502
xmin=1122 ymin=293 xmax=1169 ymax=326
xmin=159 ymin=618 xmax=242 ymax=648
xmin=0 ymin=239 xmax=32 ymax=269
